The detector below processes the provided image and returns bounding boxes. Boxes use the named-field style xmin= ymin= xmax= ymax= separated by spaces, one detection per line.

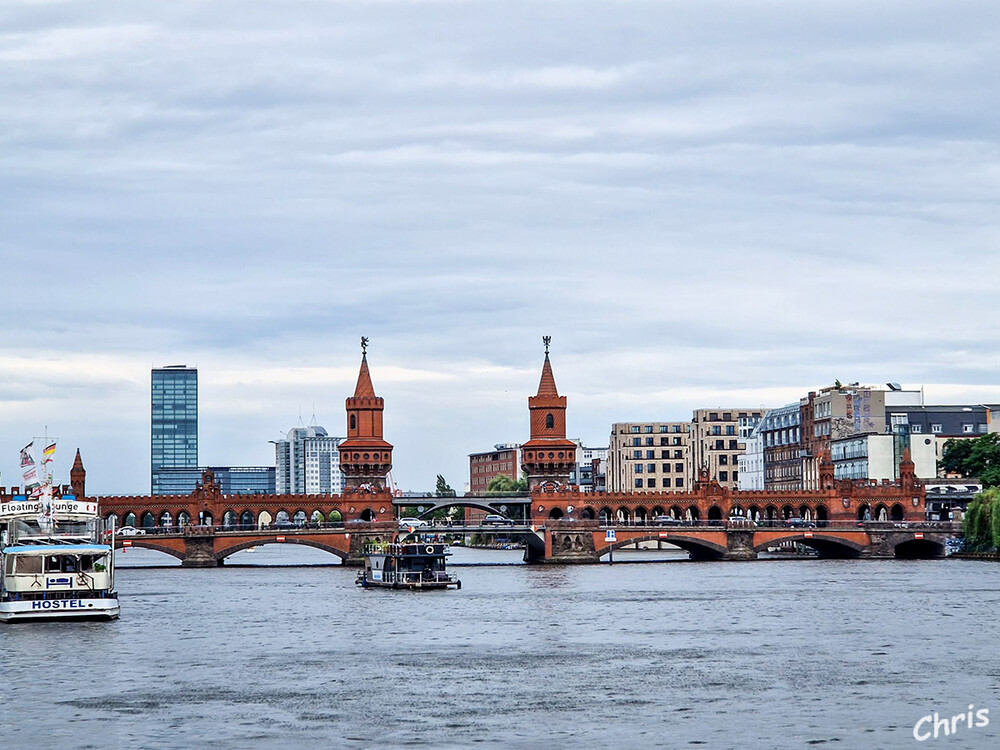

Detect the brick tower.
xmin=70 ymin=449 xmax=86 ymax=498
xmin=338 ymin=338 xmax=393 ymax=491
xmin=520 ymin=336 xmax=577 ymax=490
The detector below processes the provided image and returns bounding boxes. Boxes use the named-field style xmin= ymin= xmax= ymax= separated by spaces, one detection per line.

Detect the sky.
xmin=1 ymin=0 xmax=999 ymax=494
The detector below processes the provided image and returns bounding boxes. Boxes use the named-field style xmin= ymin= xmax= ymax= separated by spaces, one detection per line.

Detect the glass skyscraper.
xmin=151 ymin=365 xmax=198 ymax=495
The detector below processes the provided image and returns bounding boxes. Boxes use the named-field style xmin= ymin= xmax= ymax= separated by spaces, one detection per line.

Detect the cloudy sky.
xmin=1 ymin=0 xmax=999 ymax=494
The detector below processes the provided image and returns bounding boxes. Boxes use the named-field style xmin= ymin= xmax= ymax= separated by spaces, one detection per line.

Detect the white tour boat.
xmin=0 ymin=442 xmax=119 ymax=623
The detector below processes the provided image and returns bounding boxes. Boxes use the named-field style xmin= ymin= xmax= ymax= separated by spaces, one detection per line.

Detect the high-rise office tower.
xmin=273 ymin=425 xmax=344 ymax=495
xmin=151 ymin=365 xmax=198 ymax=495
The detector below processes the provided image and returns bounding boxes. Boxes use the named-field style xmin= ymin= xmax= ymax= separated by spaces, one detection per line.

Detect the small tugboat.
xmin=356 ymin=541 xmax=461 ymax=590
xmin=0 ymin=441 xmax=119 ymax=623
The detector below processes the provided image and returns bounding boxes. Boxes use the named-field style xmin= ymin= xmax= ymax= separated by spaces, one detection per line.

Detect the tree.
xmin=963 ymin=487 xmax=1000 ymax=552
xmin=486 ymin=473 xmax=528 ymax=495
xmin=942 ymin=434 xmax=1000 ymax=486
xmin=435 ymin=475 xmax=456 ymax=497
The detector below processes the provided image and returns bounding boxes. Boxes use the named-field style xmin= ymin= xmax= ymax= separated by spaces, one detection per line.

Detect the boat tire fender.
xmin=425 ymin=545 xmax=435 ymax=554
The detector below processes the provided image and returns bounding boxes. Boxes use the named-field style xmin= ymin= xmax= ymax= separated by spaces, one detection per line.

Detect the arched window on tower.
xmin=546 ymin=413 xmax=554 ymax=429
xmin=350 ymin=415 xmax=356 ymax=430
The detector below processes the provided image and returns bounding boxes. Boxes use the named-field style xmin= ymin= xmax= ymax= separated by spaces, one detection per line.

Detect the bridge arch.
xmin=240 ymin=510 xmax=254 ymax=527
xmin=140 ymin=511 xmax=156 ymax=529
xmin=580 ymin=507 xmax=595 ymax=520
xmin=634 ymin=507 xmax=648 ymax=524
xmin=597 ymin=534 xmax=727 ymax=561
xmin=114 ymin=539 xmax=187 ymax=561
xmin=548 ymin=507 xmax=564 ymax=520
xmin=707 ymin=506 xmax=723 ymax=521
xmin=214 ymin=537 xmax=349 ymax=563
xmin=651 ymin=506 xmax=665 ymax=518
xmin=599 ymin=507 xmax=612 ymax=523
xmin=890 ymin=504 xmax=905 ymax=522
xmin=857 ymin=504 xmax=871 ymax=521
xmin=686 ymin=506 xmax=700 ymax=522
xmin=178 ymin=510 xmax=191 ymax=526
xmin=755 ymin=534 xmax=864 ymax=559
xmin=894 ymin=538 xmax=945 ymax=559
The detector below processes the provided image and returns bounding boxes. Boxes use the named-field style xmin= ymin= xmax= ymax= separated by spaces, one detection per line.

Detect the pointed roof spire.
xmin=72 ymin=448 xmax=84 ymax=471
xmin=536 ymin=335 xmax=559 ymax=397
xmin=354 ymin=336 xmax=376 ymax=398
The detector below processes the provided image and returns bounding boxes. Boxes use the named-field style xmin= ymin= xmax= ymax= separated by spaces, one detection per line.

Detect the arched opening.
xmin=359 ymin=508 xmax=376 ymax=522
xmin=200 ymin=512 xmax=213 ymax=526
xmin=222 ymin=510 xmax=237 ymax=529
xmin=599 ymin=507 xmax=612 ymax=524
xmin=240 ymin=510 xmax=254 ymax=528
xmin=293 ymin=510 xmax=307 ymax=526
xmin=634 ymin=507 xmax=648 ymax=524
xmin=256 ymin=510 xmax=271 ymax=528
xmin=890 ymin=504 xmax=905 ymax=522
xmin=651 ymin=506 xmax=665 ymax=518
xmin=123 ymin=512 xmax=137 ymax=527
xmin=177 ymin=510 xmax=191 ymax=526
xmin=799 ymin=505 xmax=811 ymax=521
xmin=894 ymin=538 xmax=945 ymax=559
xmin=730 ymin=505 xmax=743 ymax=517
xmin=747 ymin=506 xmax=761 ymax=522
xmin=580 ymin=507 xmax=595 ymax=520
xmin=857 ymin=504 xmax=871 ymax=521
xmin=328 ymin=510 xmax=343 ymax=524
xmin=311 ymin=510 xmax=324 ymax=525
xmin=875 ymin=504 xmax=888 ymax=522
xmin=548 ymin=507 xmax=564 ymax=520
xmin=816 ymin=505 xmax=829 ymax=524
xmin=781 ymin=505 xmax=794 ymax=520
xmin=159 ymin=511 xmax=173 ymax=529
xmin=707 ymin=506 xmax=723 ymax=522
xmin=106 ymin=512 xmax=119 ymax=528
xmin=545 ymin=413 xmax=554 ymax=429
xmin=616 ymin=507 xmax=631 ymax=524
xmin=669 ymin=506 xmax=682 ymax=520
xmin=350 ymin=414 xmax=356 ymax=430
xmin=764 ymin=505 xmax=778 ymax=522
xmin=686 ymin=506 xmax=700 ymax=522
xmin=140 ymin=512 xmax=156 ymax=529
xmin=275 ymin=510 xmax=291 ymax=523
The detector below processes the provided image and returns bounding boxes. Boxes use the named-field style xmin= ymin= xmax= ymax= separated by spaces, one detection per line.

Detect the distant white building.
xmin=737 ymin=422 xmax=765 ymax=491
xmin=273 ymin=425 xmax=345 ymax=495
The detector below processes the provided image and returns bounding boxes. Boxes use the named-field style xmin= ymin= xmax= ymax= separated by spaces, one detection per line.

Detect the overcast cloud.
xmin=1 ymin=0 xmax=999 ymax=493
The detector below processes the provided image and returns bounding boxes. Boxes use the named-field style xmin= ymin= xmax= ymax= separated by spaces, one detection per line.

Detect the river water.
xmin=2 ymin=546 xmax=998 ymax=749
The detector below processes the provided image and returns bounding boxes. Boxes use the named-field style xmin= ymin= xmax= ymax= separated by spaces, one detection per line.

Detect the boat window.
xmin=15 ymin=556 xmax=43 ymax=574
xmin=5 ymin=556 xmax=14 ymax=575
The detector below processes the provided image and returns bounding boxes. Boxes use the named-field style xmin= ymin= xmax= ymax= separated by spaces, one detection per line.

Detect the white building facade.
xmin=273 ymin=425 xmax=345 ymax=495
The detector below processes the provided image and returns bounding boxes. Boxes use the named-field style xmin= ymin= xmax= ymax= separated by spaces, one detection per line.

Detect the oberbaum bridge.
xmin=3 ymin=341 xmax=956 ymax=566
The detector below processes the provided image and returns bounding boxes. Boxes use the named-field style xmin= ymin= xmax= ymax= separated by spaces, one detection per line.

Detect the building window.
xmin=645 ymin=437 xmax=654 ymax=446
xmin=631 ymin=425 xmax=640 ymax=433
xmin=674 ymin=450 xmax=683 ymax=459
xmin=675 ymin=478 xmax=684 ymax=487
xmin=350 ymin=415 xmax=356 ymax=430
xmin=644 ymin=425 xmax=653 ymax=433
xmin=659 ymin=425 xmax=669 ymax=433
xmin=673 ymin=437 xmax=681 ymax=445
xmin=633 ymin=450 xmax=642 ymax=459
xmin=675 ymin=463 xmax=683 ymax=472
xmin=963 ymin=424 xmax=974 ymax=433
xmin=662 ymin=464 xmax=670 ymax=472
xmin=719 ymin=455 xmax=728 ymax=465
xmin=646 ymin=450 xmax=654 ymax=459
xmin=633 ymin=438 xmax=641 ymax=446
xmin=546 ymin=414 xmax=554 ymax=429
xmin=635 ymin=464 xmax=643 ymax=473
xmin=647 ymin=463 xmax=655 ymax=472
xmin=712 ymin=426 xmax=721 ymax=435
xmin=647 ymin=479 xmax=656 ymax=488
xmin=726 ymin=426 xmax=735 ymax=435
xmin=661 ymin=450 xmax=669 ymax=459
xmin=911 ymin=424 xmax=922 ymax=433
xmin=931 ymin=424 xmax=942 ymax=434
xmin=635 ymin=478 xmax=643 ymax=488
xmin=719 ymin=471 xmax=728 ymax=481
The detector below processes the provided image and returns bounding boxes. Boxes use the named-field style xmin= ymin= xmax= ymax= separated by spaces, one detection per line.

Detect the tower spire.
xmin=339 ymin=339 xmax=393 ymax=493
xmin=520 ymin=337 xmax=577 ymax=491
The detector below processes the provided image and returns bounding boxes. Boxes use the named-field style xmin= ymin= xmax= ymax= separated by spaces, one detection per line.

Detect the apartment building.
xmin=607 ymin=422 xmax=691 ymax=493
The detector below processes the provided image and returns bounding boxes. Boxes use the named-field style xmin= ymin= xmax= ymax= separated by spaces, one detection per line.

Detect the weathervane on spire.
xmin=361 ymin=336 xmax=369 ymax=355
xmin=542 ymin=335 xmax=551 ymax=355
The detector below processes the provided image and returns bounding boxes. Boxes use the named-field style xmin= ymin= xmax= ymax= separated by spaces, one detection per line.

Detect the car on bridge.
xmin=652 ymin=515 xmax=683 ymax=526
xmin=784 ymin=517 xmax=816 ymax=528
xmin=482 ymin=514 xmax=514 ymax=526
xmin=399 ymin=517 xmax=428 ymax=528
xmin=117 ymin=526 xmax=146 ymax=536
